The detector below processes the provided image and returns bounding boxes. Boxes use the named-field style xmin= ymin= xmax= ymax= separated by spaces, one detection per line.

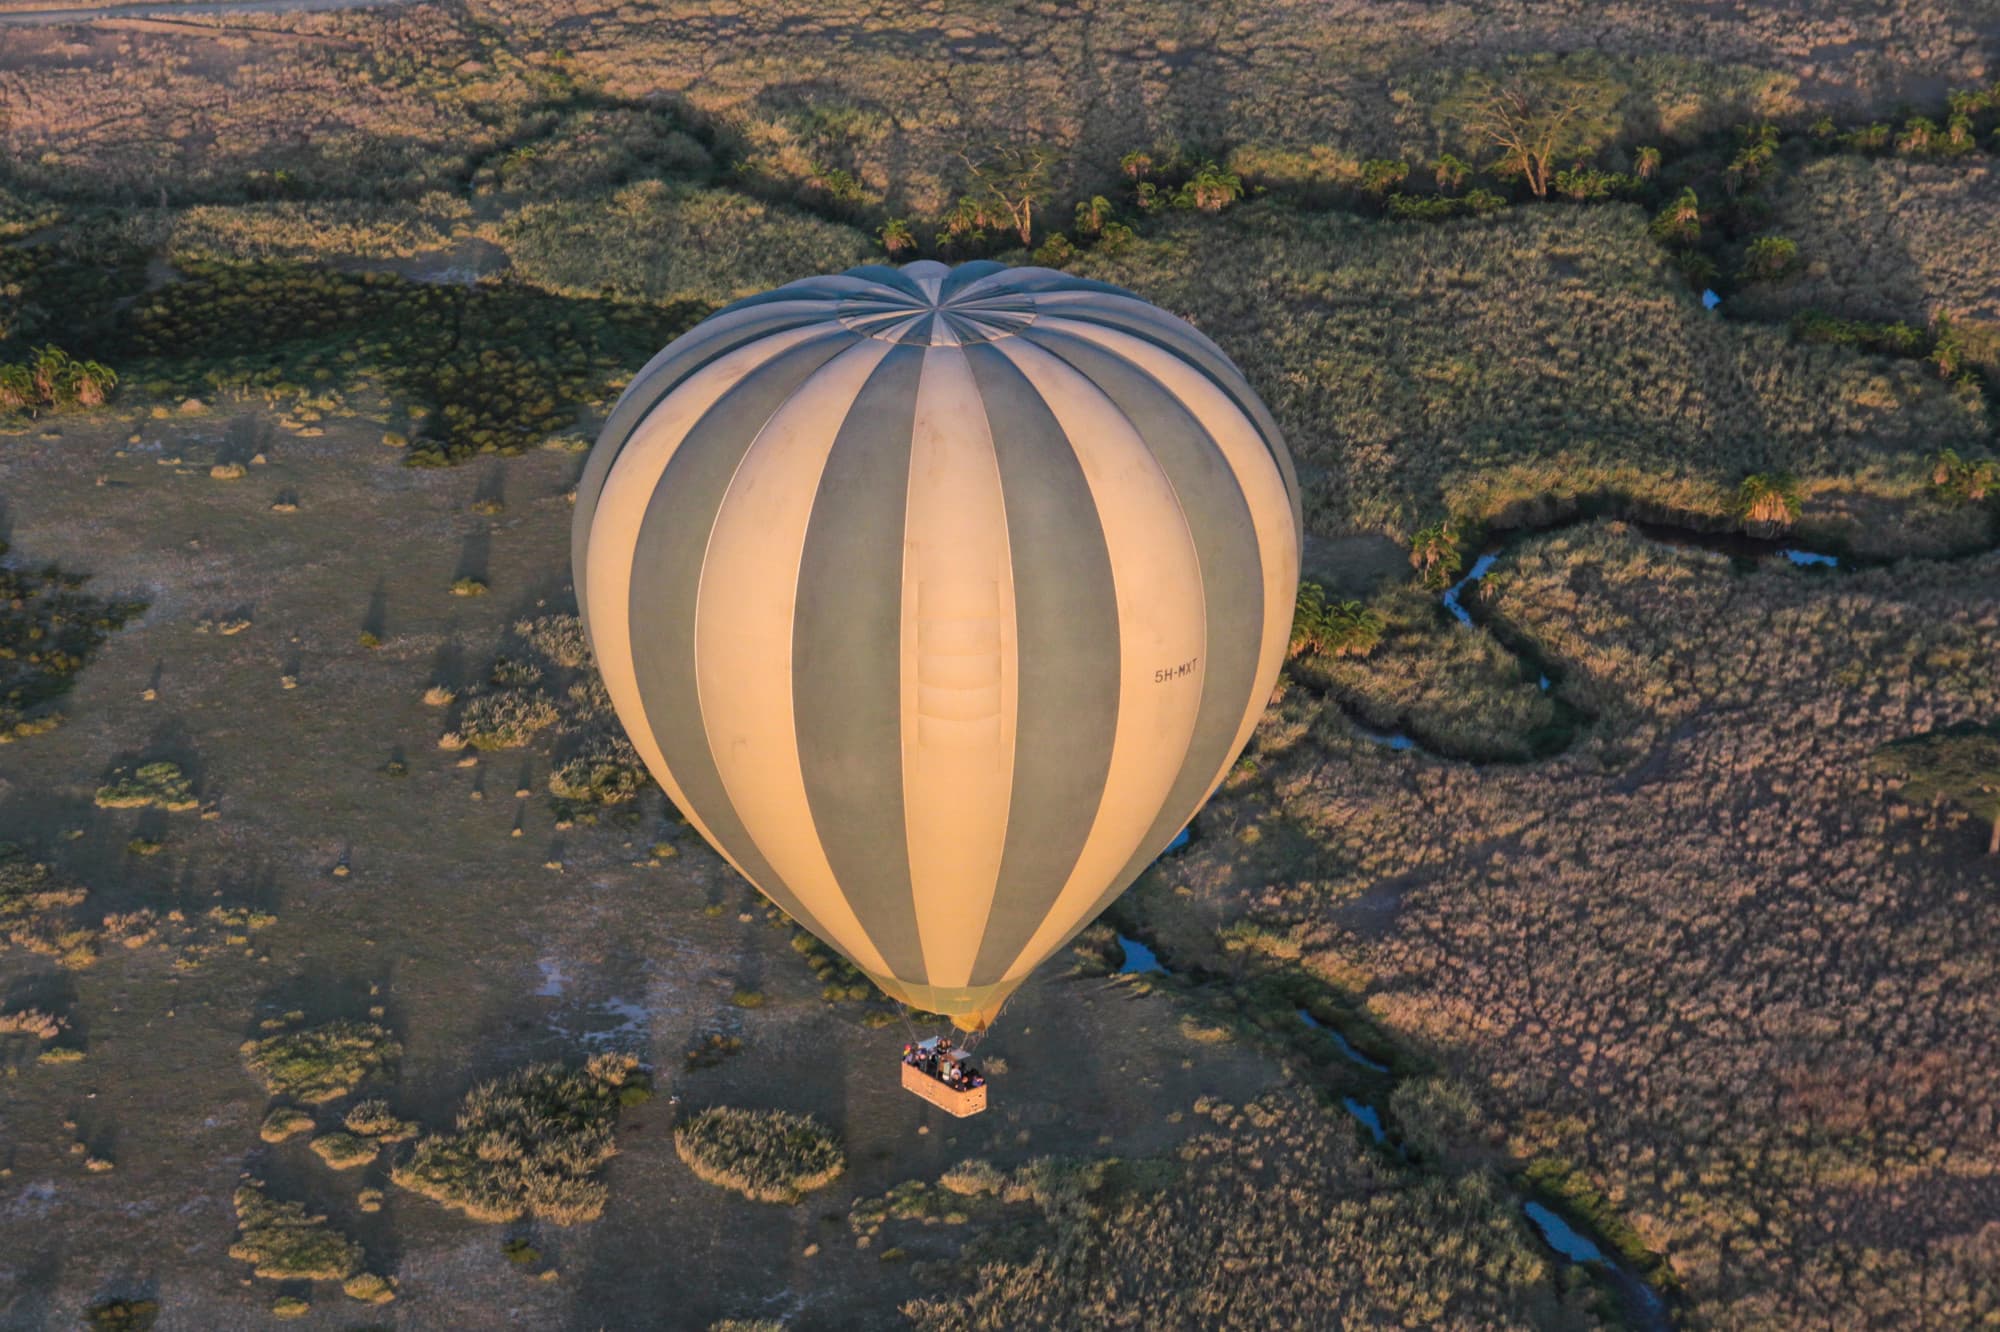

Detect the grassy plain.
xmin=2 ymin=0 xmax=1999 ymax=1328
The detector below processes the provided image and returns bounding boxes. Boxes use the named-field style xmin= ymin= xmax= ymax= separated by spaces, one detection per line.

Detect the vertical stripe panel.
xmin=619 ymin=330 xmax=860 ymax=946
xmin=695 ymin=338 xmax=900 ymax=979
xmin=961 ymin=344 xmax=1122 ymax=988
xmin=1022 ymin=323 xmax=1271 ymax=883
xmin=897 ymin=346 xmax=1020 ymax=990
xmin=792 ymin=344 xmax=929 ymax=985
xmin=983 ymin=336 xmax=1207 ymax=985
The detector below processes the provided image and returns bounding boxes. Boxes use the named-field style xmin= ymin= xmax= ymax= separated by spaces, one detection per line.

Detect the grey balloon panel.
xmin=624 ymin=329 xmax=860 ymax=946
xmin=574 ymin=300 xmax=851 ymax=630
xmin=791 ymin=343 xmax=929 ymax=983
xmin=1026 ymin=293 xmax=1303 ymax=535
xmin=1021 ymin=324 xmax=1268 ymax=916
xmin=960 ymin=341 xmax=1123 ymax=988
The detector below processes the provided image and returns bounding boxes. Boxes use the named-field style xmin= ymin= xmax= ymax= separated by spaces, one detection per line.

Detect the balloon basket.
xmin=901 ymin=1062 xmax=988 ymax=1117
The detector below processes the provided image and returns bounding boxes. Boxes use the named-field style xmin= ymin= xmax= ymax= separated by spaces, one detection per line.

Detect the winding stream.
xmin=1110 ymin=922 xmax=1673 ymax=1328
xmin=1352 ymin=517 xmax=1847 ymax=761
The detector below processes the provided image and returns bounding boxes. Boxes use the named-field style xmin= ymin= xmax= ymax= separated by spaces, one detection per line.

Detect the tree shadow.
xmin=452 ymin=529 xmax=491 ymax=586
xmin=361 ymin=578 xmax=388 ymax=641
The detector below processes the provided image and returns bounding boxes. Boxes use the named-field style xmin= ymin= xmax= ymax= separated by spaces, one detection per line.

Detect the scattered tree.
xmin=1450 ymin=63 xmax=1621 ymax=198
xmin=1431 ymin=154 xmax=1471 ymax=192
xmin=1176 ymin=160 xmax=1244 ymax=213
xmin=952 ymin=144 xmax=1055 ymax=247
xmin=1358 ymin=159 xmax=1410 ymax=197
xmin=1650 ymin=188 xmax=1703 ymax=245
xmin=1410 ymin=520 xmax=1465 ymax=590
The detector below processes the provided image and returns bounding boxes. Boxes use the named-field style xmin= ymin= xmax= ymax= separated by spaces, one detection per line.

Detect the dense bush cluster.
xmin=240 ymin=1019 xmax=401 ymax=1104
xmin=673 ymin=1106 xmax=845 ymax=1204
xmin=229 ymin=1178 xmax=365 ymax=1281
xmin=392 ymin=1053 xmax=646 ymax=1224
xmin=446 ymin=614 xmax=652 ymax=809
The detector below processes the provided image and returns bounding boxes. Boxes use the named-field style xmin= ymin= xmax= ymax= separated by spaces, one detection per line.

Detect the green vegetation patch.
xmin=241 ymin=1019 xmax=401 ymax=1104
xmin=83 ymin=1299 xmax=159 ymax=1332
xmin=1071 ymin=204 xmax=1987 ymax=541
xmin=93 ymin=762 xmax=198 ymax=812
xmin=0 ymin=554 xmax=143 ymax=745
xmin=229 ymin=1178 xmax=364 ymax=1281
xmin=310 ymin=1131 xmax=380 ymax=1170
xmin=391 ymin=1052 xmax=645 ymax=1224
xmin=447 ymin=615 xmax=652 ymax=808
xmin=1873 ymin=722 xmax=2000 ymax=853
xmin=500 ymin=182 xmax=873 ymax=305
xmin=674 ymin=1106 xmax=846 ymax=1204
xmin=259 ymin=1107 xmax=315 ymax=1144
xmin=112 ymin=261 xmax=702 ymax=466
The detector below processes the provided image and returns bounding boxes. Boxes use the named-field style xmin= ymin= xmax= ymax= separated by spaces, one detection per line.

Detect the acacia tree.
xmin=1452 ymin=64 xmax=1621 ymax=198
xmin=953 ymin=144 xmax=1055 ymax=248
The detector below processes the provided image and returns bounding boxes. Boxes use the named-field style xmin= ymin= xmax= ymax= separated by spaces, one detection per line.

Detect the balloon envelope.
xmin=575 ymin=260 xmax=1300 ymax=1028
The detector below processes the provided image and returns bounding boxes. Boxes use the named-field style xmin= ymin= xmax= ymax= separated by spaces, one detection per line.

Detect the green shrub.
xmin=84 ymin=1299 xmax=159 ymax=1332
xmin=93 ymin=762 xmax=198 ymax=812
xmin=310 ymin=1131 xmax=379 ymax=1170
xmin=1290 ymin=583 xmax=1386 ymax=660
xmin=229 ymin=1179 xmax=363 ymax=1280
xmin=344 ymin=1098 xmax=417 ymax=1140
xmin=342 ymin=1272 xmax=397 ymax=1305
xmin=674 ymin=1106 xmax=846 ymax=1203
xmin=259 ymin=1107 xmax=315 ymax=1143
xmin=241 ymin=1020 xmax=400 ymax=1104
xmin=391 ymin=1053 xmax=645 ymax=1225
xmin=458 ymin=691 xmax=560 ymax=749
xmin=1732 ymin=472 xmax=1802 ymax=528
xmin=1740 ymin=235 xmax=1800 ymax=283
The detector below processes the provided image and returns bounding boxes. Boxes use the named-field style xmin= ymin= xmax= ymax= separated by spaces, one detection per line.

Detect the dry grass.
xmin=1730 ymin=155 xmax=2000 ymax=334
xmin=1069 ymin=204 xmax=1989 ymax=544
xmin=1187 ymin=523 xmax=2000 ymax=1327
xmin=391 ymin=1052 xmax=644 ymax=1225
xmin=906 ymin=1093 xmax=1582 ymax=1330
xmin=673 ymin=1106 xmax=846 ymax=1204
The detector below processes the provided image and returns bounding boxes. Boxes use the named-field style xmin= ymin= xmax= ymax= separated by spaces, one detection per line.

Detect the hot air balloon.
xmin=573 ymin=260 xmax=1300 ymax=1042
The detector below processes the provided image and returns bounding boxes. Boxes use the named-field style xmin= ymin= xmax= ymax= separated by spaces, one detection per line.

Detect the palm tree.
xmin=1431 ymin=154 xmax=1471 ymax=192
xmin=1073 ymin=195 xmax=1114 ymax=236
xmin=1409 ymin=520 xmax=1463 ymax=590
xmin=1734 ymin=473 xmax=1802 ymax=530
xmin=1177 ymin=160 xmax=1243 ymax=213
xmin=1650 ymin=188 xmax=1702 ymax=244
xmin=1634 ymin=146 xmax=1661 ymax=179
xmin=877 ymin=217 xmax=916 ymax=258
